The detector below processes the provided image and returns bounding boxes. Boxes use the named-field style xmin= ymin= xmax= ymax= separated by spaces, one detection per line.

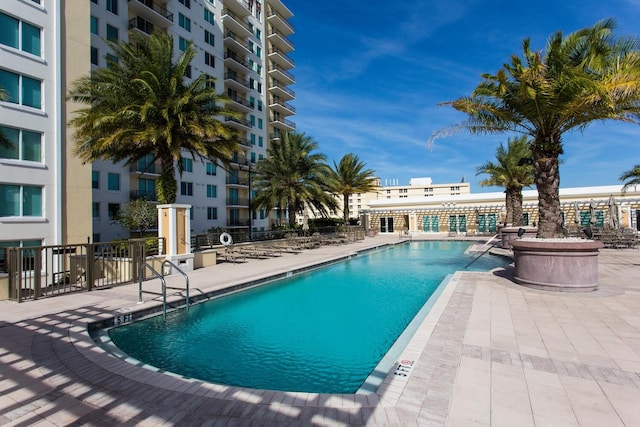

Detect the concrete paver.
xmin=1 ymin=235 xmax=639 ymax=425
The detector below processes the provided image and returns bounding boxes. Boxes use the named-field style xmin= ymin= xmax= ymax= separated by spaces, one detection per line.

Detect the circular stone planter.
xmin=500 ymin=226 xmax=537 ymax=249
xmin=511 ymin=238 xmax=604 ymax=292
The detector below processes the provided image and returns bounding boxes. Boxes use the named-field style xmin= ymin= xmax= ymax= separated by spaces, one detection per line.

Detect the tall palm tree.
xmin=437 ymin=19 xmax=640 ymax=238
xmin=328 ymin=153 xmax=378 ymax=223
xmin=68 ymin=31 xmax=239 ymax=203
xmin=476 ymin=136 xmax=534 ymax=227
xmin=620 ymin=165 xmax=640 ymax=191
xmin=252 ymin=131 xmax=338 ymax=227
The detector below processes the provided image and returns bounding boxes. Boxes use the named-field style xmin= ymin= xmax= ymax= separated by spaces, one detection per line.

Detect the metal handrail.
xmin=163 ymin=259 xmax=189 ymax=312
xmin=138 ymin=260 xmax=190 ymax=319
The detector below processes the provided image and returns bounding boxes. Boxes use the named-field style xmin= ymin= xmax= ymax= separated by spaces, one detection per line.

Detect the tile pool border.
xmin=81 ymin=241 xmax=470 ymax=404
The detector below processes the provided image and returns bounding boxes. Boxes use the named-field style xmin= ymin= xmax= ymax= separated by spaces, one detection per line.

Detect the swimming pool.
xmin=106 ymin=241 xmax=508 ymax=394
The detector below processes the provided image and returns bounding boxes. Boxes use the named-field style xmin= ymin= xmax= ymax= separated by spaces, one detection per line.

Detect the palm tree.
xmin=328 ymin=153 xmax=378 ymax=223
xmin=476 ymin=136 xmax=534 ymax=227
xmin=437 ymin=19 xmax=640 ymax=238
xmin=252 ymin=131 xmax=338 ymax=227
xmin=68 ymin=31 xmax=239 ymax=204
xmin=620 ymin=165 xmax=640 ymax=191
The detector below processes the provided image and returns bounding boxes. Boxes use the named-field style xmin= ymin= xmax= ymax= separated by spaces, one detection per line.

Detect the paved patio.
xmin=1 ymin=235 xmax=640 ymax=426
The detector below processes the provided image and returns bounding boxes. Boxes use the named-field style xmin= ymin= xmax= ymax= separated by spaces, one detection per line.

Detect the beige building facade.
xmin=362 ymin=184 xmax=640 ymax=235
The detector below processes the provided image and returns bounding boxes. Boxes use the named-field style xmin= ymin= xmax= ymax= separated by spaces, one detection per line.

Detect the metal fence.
xmin=191 ymin=226 xmax=366 ymax=251
xmin=5 ymin=237 xmax=165 ymax=302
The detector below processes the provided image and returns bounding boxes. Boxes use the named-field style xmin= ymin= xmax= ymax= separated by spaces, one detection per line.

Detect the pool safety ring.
xmin=220 ymin=232 xmax=233 ymax=246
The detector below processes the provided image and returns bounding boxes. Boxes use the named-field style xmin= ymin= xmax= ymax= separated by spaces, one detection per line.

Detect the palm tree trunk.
xmin=534 ymin=156 xmax=563 ymax=238
xmin=157 ymin=156 xmax=178 ymax=204
xmin=504 ymin=189 xmax=514 ymax=225
xmin=343 ymin=193 xmax=350 ymax=223
xmin=288 ymin=202 xmax=297 ymax=227
xmin=510 ymin=188 xmax=524 ymax=227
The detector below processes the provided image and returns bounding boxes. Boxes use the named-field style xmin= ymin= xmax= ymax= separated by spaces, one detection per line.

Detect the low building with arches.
xmin=362 ymin=185 xmax=640 ymax=236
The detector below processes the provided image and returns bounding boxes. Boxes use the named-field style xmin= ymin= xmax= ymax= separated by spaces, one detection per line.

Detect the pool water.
xmin=108 ymin=241 xmax=508 ymax=393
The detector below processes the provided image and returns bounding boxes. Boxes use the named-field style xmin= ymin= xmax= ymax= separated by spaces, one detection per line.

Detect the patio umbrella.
xmin=589 ymin=199 xmax=597 ymax=226
xmin=608 ymin=195 xmax=619 ymax=229
xmin=573 ymin=201 xmax=580 ymax=224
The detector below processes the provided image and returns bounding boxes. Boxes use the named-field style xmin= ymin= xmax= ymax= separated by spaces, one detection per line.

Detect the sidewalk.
xmin=1 ymin=236 xmax=639 ymax=426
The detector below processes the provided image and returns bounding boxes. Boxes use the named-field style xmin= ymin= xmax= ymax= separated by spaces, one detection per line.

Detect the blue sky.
xmin=287 ymin=1 xmax=640 ymax=193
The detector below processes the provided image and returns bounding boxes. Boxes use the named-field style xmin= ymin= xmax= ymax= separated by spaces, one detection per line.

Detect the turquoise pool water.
xmin=108 ymin=241 xmax=508 ymax=393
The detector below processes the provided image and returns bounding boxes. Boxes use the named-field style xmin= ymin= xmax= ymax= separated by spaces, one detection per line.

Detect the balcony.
xmin=268 ymin=64 xmax=295 ymax=85
xmin=128 ymin=16 xmax=155 ymax=36
xmin=224 ymin=116 xmax=252 ymax=131
xmin=226 ymin=197 xmax=250 ymax=206
xmin=267 ymin=9 xmax=294 ymax=36
xmin=269 ymin=79 xmax=295 ymax=100
xmin=223 ymin=0 xmax=251 ymax=18
xmin=270 ymin=116 xmax=296 ymax=131
xmin=227 ymin=218 xmax=251 ymax=227
xmin=224 ymin=72 xmax=252 ymax=92
xmin=269 ymin=97 xmax=295 ymax=116
xmin=268 ymin=47 xmax=294 ymax=70
xmin=226 ymin=176 xmax=250 ymax=186
xmin=227 ymin=95 xmax=253 ymax=112
xmin=224 ymin=30 xmax=252 ymax=55
xmin=130 ymin=190 xmax=157 ymax=201
xmin=267 ymin=29 xmax=294 ymax=53
xmin=129 ymin=163 xmax=159 ymax=175
xmin=127 ymin=0 xmax=173 ymax=28
xmin=221 ymin=9 xmax=252 ymax=38
xmin=224 ymin=50 xmax=252 ymax=74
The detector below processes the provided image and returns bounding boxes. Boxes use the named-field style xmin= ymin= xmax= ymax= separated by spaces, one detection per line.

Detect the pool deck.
xmin=1 ymin=234 xmax=640 ymax=426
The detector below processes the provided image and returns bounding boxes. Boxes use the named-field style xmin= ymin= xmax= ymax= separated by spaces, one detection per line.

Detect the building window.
xmin=204 ymin=30 xmax=214 ymax=47
xmin=107 ymin=173 xmax=120 ymax=191
xmin=257 ymin=100 xmax=263 ymax=111
xmin=108 ymin=203 xmax=120 ymax=220
xmin=106 ymin=0 xmax=118 ymax=15
xmin=92 ymin=171 xmax=99 ymax=189
xmin=106 ymin=53 xmax=118 ymax=66
xmin=179 ymin=0 xmax=191 ymax=8
xmin=256 ymin=29 xmax=261 ymax=40
xmin=250 ymin=134 xmax=256 ymax=145
xmin=0 ymin=12 xmax=42 ymax=57
xmin=207 ymin=207 xmax=217 ymax=220
xmin=90 ymin=16 xmax=99 ymax=35
xmin=255 ymin=46 xmax=261 ymax=58
xmin=92 ymin=202 xmax=100 ymax=220
xmin=178 ymin=13 xmax=191 ymax=32
xmin=0 ymin=126 xmax=42 ymax=162
xmin=0 ymin=69 xmax=42 ymax=109
xmin=185 ymin=65 xmax=192 ymax=78
xmin=250 ymin=115 xmax=255 ymax=127
xmin=180 ymin=181 xmax=193 ymax=196
xmin=179 ymin=37 xmax=188 ymax=51
xmin=204 ymin=9 xmax=215 ymax=25
xmin=0 ymin=184 xmax=42 ymax=217
xmin=205 ymin=52 xmax=215 ymax=67
xmin=206 ymin=185 xmax=217 ymax=198
xmin=258 ymin=118 xmax=263 ymax=129
xmin=258 ymin=136 xmax=263 ymax=147
xmin=206 ymin=162 xmax=216 ymax=176
xmin=106 ymin=24 xmax=118 ymax=42
xmin=181 ymin=157 xmax=193 ymax=172
xmin=91 ymin=46 xmax=99 ymax=65
xmin=250 ymin=152 xmax=256 ymax=163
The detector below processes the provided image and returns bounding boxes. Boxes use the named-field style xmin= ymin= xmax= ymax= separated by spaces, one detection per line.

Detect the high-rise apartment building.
xmin=89 ymin=0 xmax=295 ymax=242
xmin=0 ymin=2 xmax=92 ymax=260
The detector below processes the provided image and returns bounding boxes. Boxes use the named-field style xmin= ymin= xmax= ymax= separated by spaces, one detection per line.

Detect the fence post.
xmin=86 ymin=243 xmax=94 ymax=291
xmin=33 ymin=248 xmax=42 ymax=300
xmin=8 ymin=248 xmax=20 ymax=302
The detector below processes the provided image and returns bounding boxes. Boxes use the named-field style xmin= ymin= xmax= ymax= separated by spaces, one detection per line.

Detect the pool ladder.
xmin=464 ymin=233 xmax=500 ymax=269
xmin=138 ymin=260 xmax=190 ymax=319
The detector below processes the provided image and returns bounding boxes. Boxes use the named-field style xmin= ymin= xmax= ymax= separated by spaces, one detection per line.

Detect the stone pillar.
xmin=157 ymin=204 xmax=194 ymax=272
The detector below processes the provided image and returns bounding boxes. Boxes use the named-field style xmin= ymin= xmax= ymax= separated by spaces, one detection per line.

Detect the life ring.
xmin=219 ymin=232 xmax=233 ymax=246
